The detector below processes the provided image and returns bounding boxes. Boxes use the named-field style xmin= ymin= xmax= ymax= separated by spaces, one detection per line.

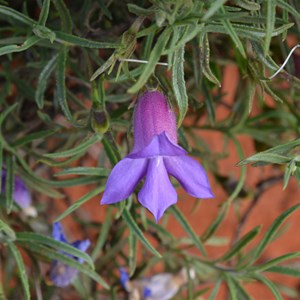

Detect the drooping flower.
xmin=120 ymin=267 xmax=195 ymax=300
xmin=101 ymin=91 xmax=214 ymax=221
xmin=48 ymin=222 xmax=90 ymax=287
xmin=1 ymin=169 xmax=32 ymax=209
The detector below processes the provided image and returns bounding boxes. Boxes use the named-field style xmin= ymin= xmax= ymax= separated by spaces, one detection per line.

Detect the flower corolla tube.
xmin=101 ymin=91 xmax=214 ymax=221
xmin=48 ymin=222 xmax=90 ymax=287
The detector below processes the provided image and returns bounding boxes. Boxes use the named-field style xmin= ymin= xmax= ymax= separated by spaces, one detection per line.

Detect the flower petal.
xmin=52 ymin=222 xmax=68 ymax=243
xmin=101 ymin=158 xmax=147 ymax=205
xmin=71 ymin=240 xmax=91 ymax=263
xmin=164 ymin=156 xmax=214 ymax=198
xmin=138 ymin=157 xmax=177 ymax=222
xmin=128 ymin=132 xmax=186 ymax=159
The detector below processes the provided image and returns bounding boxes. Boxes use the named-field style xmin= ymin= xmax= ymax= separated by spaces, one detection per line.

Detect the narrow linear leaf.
xmin=264 ymin=0 xmax=276 ymax=56
xmin=92 ymin=207 xmax=112 ymax=260
xmin=16 ymin=232 xmax=94 ymax=270
xmin=0 ymin=5 xmax=36 ymax=26
xmin=56 ymin=46 xmax=72 ymax=120
xmin=55 ymin=185 xmax=105 ymax=222
xmin=128 ymin=230 xmax=137 ymax=276
xmin=35 ymin=54 xmax=58 ymax=109
xmin=171 ymin=206 xmax=207 ymax=256
xmin=128 ymin=27 xmax=172 ymax=94
xmin=12 ymin=129 xmax=56 ymax=147
xmin=0 ymin=140 xmax=3 ymax=193
xmin=224 ymin=274 xmax=238 ymax=300
xmin=266 ymin=266 xmax=300 ymax=278
xmin=0 ymin=36 xmax=41 ymax=57
xmin=252 ymin=252 xmax=300 ymax=272
xmin=208 ymin=278 xmax=222 ymax=300
xmin=203 ymin=0 xmax=227 ymax=20
xmin=44 ymin=135 xmax=99 ymax=158
xmin=5 ymin=154 xmax=14 ymax=214
xmin=252 ymin=204 xmax=300 ymax=262
xmin=7 ymin=242 xmax=30 ymax=300
xmin=220 ymin=8 xmax=246 ymax=58
xmin=172 ymin=45 xmax=188 ymax=126
xmin=122 ymin=208 xmax=162 ymax=258
xmin=54 ymin=167 xmax=110 ymax=177
xmin=219 ymin=226 xmax=261 ymax=262
xmin=19 ymin=242 xmax=109 ymax=289
xmin=277 ymin=0 xmax=300 ymax=20
xmin=238 ymin=153 xmax=291 ymax=166
xmin=231 ymin=277 xmax=252 ymax=300
xmin=234 ymin=0 xmax=260 ymax=11
xmin=102 ymin=134 xmax=121 ymax=166
xmin=51 ymin=0 xmax=72 ymax=33
xmin=55 ymin=32 xmax=119 ymax=49
xmin=254 ymin=274 xmax=283 ymax=300
xmin=38 ymin=0 xmax=50 ymax=25
xmin=0 ymin=219 xmax=16 ymax=242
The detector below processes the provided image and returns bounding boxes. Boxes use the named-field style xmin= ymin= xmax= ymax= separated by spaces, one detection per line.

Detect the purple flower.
xmin=120 ymin=268 xmax=194 ymax=300
xmin=48 ymin=222 xmax=90 ymax=287
xmin=101 ymin=91 xmax=214 ymax=221
xmin=1 ymin=170 xmax=31 ymax=209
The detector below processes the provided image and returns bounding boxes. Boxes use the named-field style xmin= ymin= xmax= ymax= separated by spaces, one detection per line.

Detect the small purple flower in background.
xmin=48 ymin=222 xmax=90 ymax=287
xmin=1 ymin=169 xmax=36 ymax=216
xmin=120 ymin=267 xmax=195 ymax=300
xmin=101 ymin=90 xmax=214 ymax=221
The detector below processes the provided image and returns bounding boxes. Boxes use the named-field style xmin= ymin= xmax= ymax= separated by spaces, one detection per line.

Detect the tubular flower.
xmin=101 ymin=91 xmax=214 ymax=221
xmin=48 ymin=222 xmax=90 ymax=287
xmin=120 ymin=267 xmax=195 ymax=300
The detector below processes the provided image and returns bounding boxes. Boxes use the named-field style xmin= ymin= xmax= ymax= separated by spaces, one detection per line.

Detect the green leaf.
xmin=5 ymin=154 xmax=14 ymax=214
xmin=254 ymin=274 xmax=283 ymax=300
xmin=199 ymin=33 xmax=221 ymax=87
xmin=54 ymin=167 xmax=109 ymax=177
xmin=54 ymin=185 xmax=105 ymax=222
xmin=16 ymin=232 xmax=94 ymax=269
xmin=208 ymin=278 xmax=222 ymax=300
xmin=128 ymin=27 xmax=172 ymax=94
xmin=7 ymin=242 xmax=30 ymax=300
xmin=202 ymin=0 xmax=227 ymax=20
xmin=0 ymin=219 xmax=16 ymax=242
xmin=122 ymin=208 xmax=162 ymax=258
xmin=38 ymin=0 xmax=50 ymax=25
xmin=266 ymin=265 xmax=300 ymax=278
xmin=251 ymin=204 xmax=300 ymax=263
xmin=170 ymin=206 xmax=206 ymax=256
xmin=91 ymin=207 xmax=112 ymax=260
xmin=44 ymin=135 xmax=99 ymax=158
xmin=56 ymin=46 xmax=73 ymax=120
xmin=0 ymin=5 xmax=36 ymax=26
xmin=0 ymin=140 xmax=3 ymax=193
xmin=172 ymin=45 xmax=188 ymax=126
xmin=252 ymin=252 xmax=300 ymax=272
xmin=238 ymin=153 xmax=291 ymax=166
xmin=18 ymin=241 xmax=109 ymax=289
xmin=264 ymin=0 xmax=276 ymax=56
xmin=219 ymin=226 xmax=261 ymax=262
xmin=0 ymin=36 xmax=41 ymax=56
xmin=90 ymin=54 xmax=116 ymax=81
xmin=128 ymin=230 xmax=137 ymax=276
xmin=102 ymin=134 xmax=121 ymax=166
xmin=12 ymin=129 xmax=56 ymax=147
xmin=234 ymin=0 xmax=260 ymax=11
xmin=55 ymin=31 xmax=119 ymax=49
xmin=277 ymin=0 xmax=300 ymax=20
xmin=223 ymin=273 xmax=238 ymax=300
xmin=220 ymin=7 xmax=246 ymax=58
xmin=51 ymin=0 xmax=72 ymax=33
